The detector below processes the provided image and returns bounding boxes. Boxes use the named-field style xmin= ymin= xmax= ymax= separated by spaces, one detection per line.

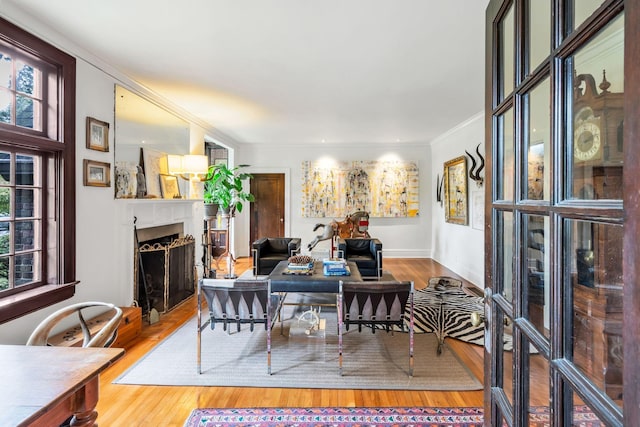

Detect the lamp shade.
xmin=182 ymin=155 xmax=208 ymax=175
xmin=167 ymin=154 xmax=183 ymax=174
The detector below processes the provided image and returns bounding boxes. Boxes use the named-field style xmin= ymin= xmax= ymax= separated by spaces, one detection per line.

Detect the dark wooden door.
xmin=250 ymin=174 xmax=285 ymax=245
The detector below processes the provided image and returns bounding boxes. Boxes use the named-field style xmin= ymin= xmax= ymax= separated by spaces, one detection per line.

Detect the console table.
xmin=0 ymin=345 xmax=123 ymax=427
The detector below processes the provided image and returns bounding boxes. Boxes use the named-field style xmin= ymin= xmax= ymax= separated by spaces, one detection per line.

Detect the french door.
xmin=485 ymin=1 xmax=638 ymax=425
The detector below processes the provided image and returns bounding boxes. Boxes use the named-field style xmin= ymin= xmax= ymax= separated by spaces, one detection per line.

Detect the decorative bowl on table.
xmin=285 ymin=255 xmax=314 ymax=274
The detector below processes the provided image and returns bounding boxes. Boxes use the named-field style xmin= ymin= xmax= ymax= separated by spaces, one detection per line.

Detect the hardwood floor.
xmin=96 ymin=258 xmax=485 ymax=426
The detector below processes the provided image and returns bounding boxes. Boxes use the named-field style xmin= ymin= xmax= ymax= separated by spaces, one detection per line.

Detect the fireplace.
xmin=135 ymin=223 xmax=195 ymax=316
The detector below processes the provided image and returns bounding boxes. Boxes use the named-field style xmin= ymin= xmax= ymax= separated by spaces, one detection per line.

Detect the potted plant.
xmin=203 ymin=163 xmax=255 ymax=218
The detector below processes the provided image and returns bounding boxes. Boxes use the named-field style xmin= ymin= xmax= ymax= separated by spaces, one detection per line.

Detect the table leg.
xmin=69 ymin=377 xmax=99 ymax=427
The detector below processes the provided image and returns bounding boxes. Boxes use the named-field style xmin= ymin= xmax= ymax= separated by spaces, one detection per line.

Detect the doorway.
xmin=250 ymin=173 xmax=285 ymax=245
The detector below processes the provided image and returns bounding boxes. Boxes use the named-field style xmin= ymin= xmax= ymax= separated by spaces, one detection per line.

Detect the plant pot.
xmin=217 ymin=205 xmax=231 ymax=216
xmin=204 ymin=203 xmax=218 ymax=220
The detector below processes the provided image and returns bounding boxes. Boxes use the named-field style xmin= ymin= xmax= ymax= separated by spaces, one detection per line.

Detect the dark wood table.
xmin=268 ymin=260 xmax=362 ymax=293
xmin=0 ymin=345 xmax=124 ymax=427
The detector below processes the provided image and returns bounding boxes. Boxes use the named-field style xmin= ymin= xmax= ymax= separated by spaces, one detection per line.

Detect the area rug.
xmin=114 ymin=310 xmax=482 ymax=390
xmin=184 ymin=407 xmax=484 ymax=427
xmin=183 ymin=405 xmax=603 ymax=427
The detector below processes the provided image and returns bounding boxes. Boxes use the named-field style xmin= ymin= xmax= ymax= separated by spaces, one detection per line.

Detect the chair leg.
xmin=409 ymin=292 xmax=414 ymax=377
xmin=267 ymin=319 xmax=272 ymax=375
xmin=337 ymin=293 xmax=343 ymax=376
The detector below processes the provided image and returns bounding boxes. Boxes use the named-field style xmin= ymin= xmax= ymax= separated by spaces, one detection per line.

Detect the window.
xmin=0 ymin=17 xmax=76 ymax=324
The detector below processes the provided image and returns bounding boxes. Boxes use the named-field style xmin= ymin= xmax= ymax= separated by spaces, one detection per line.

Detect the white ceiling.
xmin=3 ymin=0 xmax=489 ymax=145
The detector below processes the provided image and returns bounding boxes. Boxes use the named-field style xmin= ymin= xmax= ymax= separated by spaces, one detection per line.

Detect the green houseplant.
xmin=203 ymin=163 xmax=255 ymax=217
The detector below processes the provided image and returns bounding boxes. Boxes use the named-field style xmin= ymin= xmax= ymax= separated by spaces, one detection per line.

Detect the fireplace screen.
xmin=136 ymin=235 xmax=195 ymax=315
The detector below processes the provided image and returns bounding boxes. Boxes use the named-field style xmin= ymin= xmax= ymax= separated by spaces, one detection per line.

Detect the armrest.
xmin=252 ymin=237 xmax=269 ymax=251
xmin=288 ymin=238 xmax=302 ymax=256
xmin=337 ymin=238 xmax=347 ymax=255
xmin=369 ymin=238 xmax=382 ymax=255
xmin=370 ymin=239 xmax=383 ymax=277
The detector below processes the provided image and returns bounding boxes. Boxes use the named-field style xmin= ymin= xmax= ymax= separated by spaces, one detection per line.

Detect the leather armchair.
xmin=252 ymin=237 xmax=302 ymax=275
xmin=337 ymin=238 xmax=382 ymax=278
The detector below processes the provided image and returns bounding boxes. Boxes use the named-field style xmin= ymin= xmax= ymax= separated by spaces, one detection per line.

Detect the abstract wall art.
xmin=301 ymin=160 xmax=419 ymax=218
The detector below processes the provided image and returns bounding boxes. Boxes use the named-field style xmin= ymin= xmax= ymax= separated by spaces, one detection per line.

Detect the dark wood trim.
xmin=623 ymin=0 xmax=640 ymax=422
xmin=484 ymin=3 xmax=501 ymax=425
xmin=0 ymin=283 xmax=77 ymax=324
xmin=0 ymin=16 xmax=77 ymax=319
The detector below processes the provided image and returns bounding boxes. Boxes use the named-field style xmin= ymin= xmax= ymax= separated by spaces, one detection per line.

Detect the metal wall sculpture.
xmin=301 ymin=160 xmax=419 ymax=218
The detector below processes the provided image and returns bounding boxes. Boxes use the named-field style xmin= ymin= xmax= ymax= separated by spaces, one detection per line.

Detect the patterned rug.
xmin=184 ymin=407 xmax=484 ymax=427
xmin=184 ymin=405 xmax=603 ymax=427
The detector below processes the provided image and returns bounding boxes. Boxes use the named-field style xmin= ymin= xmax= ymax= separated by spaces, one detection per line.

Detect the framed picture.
xmin=86 ymin=117 xmax=110 ymax=152
xmin=83 ymin=159 xmax=111 ymax=187
xmin=443 ymin=156 xmax=468 ymax=225
xmin=141 ymin=147 xmax=168 ymax=198
xmin=159 ymin=174 xmax=181 ymax=199
xmin=471 ymin=190 xmax=484 ymax=230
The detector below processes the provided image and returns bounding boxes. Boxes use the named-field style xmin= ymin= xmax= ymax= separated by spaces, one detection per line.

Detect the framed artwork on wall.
xmin=443 ymin=156 xmax=468 ymax=225
xmin=83 ymin=159 xmax=111 ymax=187
xmin=471 ymin=190 xmax=484 ymax=230
xmin=86 ymin=117 xmax=110 ymax=152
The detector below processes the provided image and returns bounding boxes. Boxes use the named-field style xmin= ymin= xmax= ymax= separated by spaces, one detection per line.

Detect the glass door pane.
xmin=524 ymin=215 xmax=549 ymax=338
xmin=525 ymin=77 xmax=551 ymax=201
xmin=529 ymin=1 xmax=551 ymax=71
xmin=498 ymin=109 xmax=515 ymax=201
xmin=565 ymin=218 xmax=623 ymax=405
xmin=568 ymin=14 xmax=624 ymax=201
xmin=500 ymin=3 xmax=515 ymax=101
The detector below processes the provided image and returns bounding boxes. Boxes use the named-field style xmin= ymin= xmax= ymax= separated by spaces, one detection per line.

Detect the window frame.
xmin=0 ymin=17 xmax=76 ymax=324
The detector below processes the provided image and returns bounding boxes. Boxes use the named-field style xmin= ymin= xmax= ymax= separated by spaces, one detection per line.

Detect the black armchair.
xmin=252 ymin=237 xmax=302 ymax=275
xmin=336 ymin=238 xmax=382 ymax=278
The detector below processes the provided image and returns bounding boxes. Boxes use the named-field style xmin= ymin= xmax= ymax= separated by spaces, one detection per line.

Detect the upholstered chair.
xmin=252 ymin=237 xmax=301 ymax=275
xmin=336 ymin=238 xmax=382 ymax=278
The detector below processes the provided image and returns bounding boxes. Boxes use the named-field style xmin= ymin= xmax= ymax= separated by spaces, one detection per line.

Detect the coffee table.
xmin=268 ymin=260 xmax=362 ymax=334
xmin=268 ymin=260 xmax=362 ymax=293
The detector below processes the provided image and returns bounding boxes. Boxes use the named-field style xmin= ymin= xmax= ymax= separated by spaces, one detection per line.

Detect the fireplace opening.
xmin=135 ymin=223 xmax=195 ymax=317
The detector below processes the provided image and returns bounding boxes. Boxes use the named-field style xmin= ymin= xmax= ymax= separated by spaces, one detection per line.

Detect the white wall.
xmin=429 ymin=113 xmax=486 ymax=287
xmin=236 ymin=143 xmax=431 ymax=259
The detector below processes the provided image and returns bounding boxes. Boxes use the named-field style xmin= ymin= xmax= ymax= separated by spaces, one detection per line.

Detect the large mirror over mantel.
xmin=114 ymin=85 xmax=191 ymax=199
